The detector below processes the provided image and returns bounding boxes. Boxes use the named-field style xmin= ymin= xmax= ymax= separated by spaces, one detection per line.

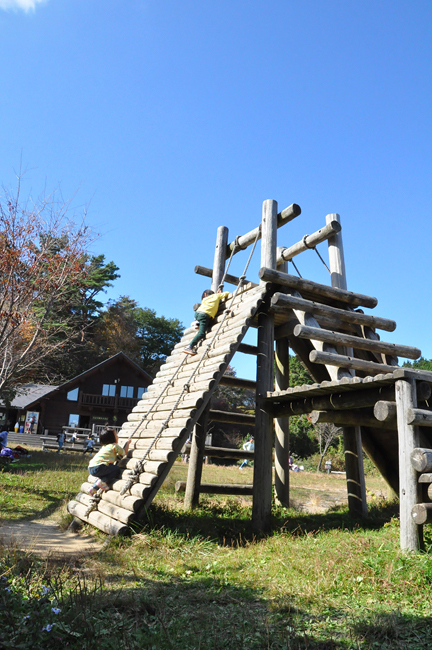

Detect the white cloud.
xmin=0 ymin=0 xmax=47 ymax=12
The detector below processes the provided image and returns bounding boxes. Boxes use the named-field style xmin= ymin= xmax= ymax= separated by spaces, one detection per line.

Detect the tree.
xmin=33 ymin=254 xmax=121 ymax=382
xmin=403 ymin=357 xmax=432 ymax=372
xmin=0 ymin=180 xmax=94 ymax=400
xmin=93 ymin=296 xmax=184 ymax=376
xmin=315 ymin=422 xmax=342 ymax=471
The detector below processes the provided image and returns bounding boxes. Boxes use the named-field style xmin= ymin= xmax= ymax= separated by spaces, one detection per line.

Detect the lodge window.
xmin=120 ymin=386 xmax=134 ymax=398
xmin=68 ymin=414 xmax=79 ymax=427
xmin=67 ymin=388 xmax=79 ymax=401
xmin=137 ymin=387 xmax=147 ymax=399
xmin=102 ymin=384 xmax=116 ymax=397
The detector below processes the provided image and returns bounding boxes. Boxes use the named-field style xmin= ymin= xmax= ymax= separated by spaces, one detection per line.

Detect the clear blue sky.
xmin=1 ymin=0 xmax=431 ymax=379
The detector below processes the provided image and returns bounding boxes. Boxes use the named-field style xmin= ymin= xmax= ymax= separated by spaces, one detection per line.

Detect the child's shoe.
xmin=89 ymin=478 xmax=109 ymax=495
xmin=183 ymin=345 xmax=197 ymax=356
xmin=192 ymin=320 xmax=199 ymax=330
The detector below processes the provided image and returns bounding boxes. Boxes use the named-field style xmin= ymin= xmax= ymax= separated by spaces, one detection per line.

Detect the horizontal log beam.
xmin=309 ymin=350 xmax=398 ymax=375
xmin=407 ymin=408 xmax=432 ymax=427
xmin=260 ymin=267 xmax=378 ymax=309
xmin=411 ymin=503 xmax=432 ymax=525
xmin=271 ymin=292 xmax=396 ymax=332
xmin=219 ymin=375 xmax=256 ymax=389
xmin=410 ymin=448 xmax=432 ymax=472
xmin=277 ymin=220 xmax=341 ymax=265
xmin=184 ymin=444 xmax=254 ymax=460
xmin=175 ymin=481 xmax=254 ymax=496
xmin=267 ymin=381 xmax=431 ymax=418
xmin=194 ymin=265 xmax=256 ymax=288
xmin=373 ymin=401 xmax=397 ymax=422
xmin=225 ymin=203 xmax=301 ymax=257
xmin=209 ymin=409 xmax=255 ymax=425
xmin=237 ymin=343 xmax=259 ymax=355
xmin=310 ymin=409 xmax=395 ymax=429
xmin=294 ymin=324 xmax=420 ymax=360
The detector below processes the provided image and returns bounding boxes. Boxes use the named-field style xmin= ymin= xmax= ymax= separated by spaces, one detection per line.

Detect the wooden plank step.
xmin=67 ymin=500 xmax=129 ymax=535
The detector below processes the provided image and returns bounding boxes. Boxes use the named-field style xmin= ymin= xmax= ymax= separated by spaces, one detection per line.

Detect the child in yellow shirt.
xmin=184 ymin=288 xmax=230 ymax=355
xmin=88 ymin=429 xmax=130 ymax=495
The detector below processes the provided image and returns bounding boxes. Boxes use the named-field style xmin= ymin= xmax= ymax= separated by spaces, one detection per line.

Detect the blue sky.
xmin=0 ymin=0 xmax=431 ymax=379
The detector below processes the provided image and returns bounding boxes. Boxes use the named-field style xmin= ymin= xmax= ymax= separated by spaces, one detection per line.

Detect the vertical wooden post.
xmin=395 ymin=378 xmax=422 ymax=552
xmin=184 ymin=225 xmax=228 ymax=509
xmin=252 ymin=200 xmax=277 ymax=532
xmin=274 ymin=253 xmax=290 ymax=507
xmin=326 ymin=213 xmax=367 ymax=517
xmin=184 ymin=409 xmax=209 ymax=509
xmin=211 ymin=226 xmax=229 ymax=293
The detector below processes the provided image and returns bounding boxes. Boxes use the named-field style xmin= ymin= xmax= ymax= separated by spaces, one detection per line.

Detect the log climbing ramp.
xmin=68 ymin=200 xmax=432 ymax=552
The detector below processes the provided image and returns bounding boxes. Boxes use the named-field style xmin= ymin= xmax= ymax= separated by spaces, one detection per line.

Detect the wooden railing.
xmin=80 ymin=394 xmax=139 ymax=409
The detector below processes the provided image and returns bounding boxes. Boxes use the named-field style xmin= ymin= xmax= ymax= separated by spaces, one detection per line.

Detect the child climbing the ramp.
xmin=87 ymin=429 xmax=130 ymax=495
xmin=184 ymin=288 xmax=230 ymax=356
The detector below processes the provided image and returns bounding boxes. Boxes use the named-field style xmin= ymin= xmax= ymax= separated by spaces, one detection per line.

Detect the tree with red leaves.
xmin=0 ymin=179 xmax=94 ymax=401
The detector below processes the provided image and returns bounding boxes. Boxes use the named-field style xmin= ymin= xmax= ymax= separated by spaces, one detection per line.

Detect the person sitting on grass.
xmin=88 ymin=429 xmax=130 ymax=495
xmin=184 ymin=288 xmax=230 ymax=356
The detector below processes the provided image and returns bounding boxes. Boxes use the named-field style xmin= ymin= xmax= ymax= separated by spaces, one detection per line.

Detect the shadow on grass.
xmin=130 ymin=498 xmax=400 ymax=546
xmin=4 ymin=546 xmax=430 ymax=650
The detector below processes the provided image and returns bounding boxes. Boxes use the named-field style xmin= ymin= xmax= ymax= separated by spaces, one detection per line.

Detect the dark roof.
xmin=56 ymin=352 xmax=153 ymax=392
xmin=0 ymin=384 xmax=58 ymax=409
xmin=1 ymin=352 xmax=153 ymax=411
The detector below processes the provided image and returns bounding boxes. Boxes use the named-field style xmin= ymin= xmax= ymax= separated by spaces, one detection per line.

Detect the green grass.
xmin=1 ymin=451 xmax=432 ymax=648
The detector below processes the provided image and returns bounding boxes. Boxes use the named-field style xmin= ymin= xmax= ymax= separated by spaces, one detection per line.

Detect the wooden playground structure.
xmin=68 ymin=199 xmax=432 ymax=552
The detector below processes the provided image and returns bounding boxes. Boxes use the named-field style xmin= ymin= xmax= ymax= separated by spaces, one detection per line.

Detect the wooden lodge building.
xmin=0 ymin=353 xmax=152 ymax=436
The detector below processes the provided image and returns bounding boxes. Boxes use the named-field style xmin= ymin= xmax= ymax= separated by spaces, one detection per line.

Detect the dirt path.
xmin=0 ymin=518 xmax=103 ymax=558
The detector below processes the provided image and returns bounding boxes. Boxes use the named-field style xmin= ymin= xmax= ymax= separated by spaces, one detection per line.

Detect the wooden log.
xmin=277 ymin=220 xmax=341 ymax=265
xmin=184 ymin=444 xmax=254 ymax=460
xmin=395 ymin=378 xmax=422 ymax=552
xmin=410 ymin=448 xmax=432 ymax=472
xmin=259 ymin=267 xmax=378 ymax=309
xmin=176 ymin=481 xmax=254 ymax=496
xmin=184 ymin=407 xmax=209 ymax=509
xmin=309 ymin=350 xmax=398 ymax=375
xmin=287 ymin=292 xmax=352 ymax=382
xmin=209 ymin=409 xmax=255 ymax=425
xmin=212 ymin=226 xmax=229 ymax=291
xmin=326 ymin=213 xmax=367 ymax=517
xmin=271 ymin=292 xmax=396 ymax=332
xmin=411 ymin=503 xmax=432 ymax=525
xmin=67 ymin=500 xmax=129 ymax=535
xmin=253 ymin=199 xmax=276 ymax=533
xmin=130 ymin=448 xmax=176 ymax=463
xmin=194 ymin=265 xmax=256 ymax=289
xmin=418 ymin=473 xmax=432 ymax=484
xmin=237 ymin=343 xmax=259 ymax=355
xmin=225 ymin=203 xmax=301 ymax=257
xmin=75 ymin=492 xmax=135 ymax=525
xmin=110 ymin=479 xmax=153 ymax=499
xmin=407 ymin=408 xmax=432 ymax=427
xmin=219 ymin=375 xmax=256 ymax=390
xmin=80 ymin=483 xmax=143 ymax=513
xmin=274 ymin=293 xmax=290 ymax=507
xmin=294 ymin=324 xmax=420 ymax=360
xmin=310 ymin=409 xmax=395 ymax=429
xmin=124 ymin=458 xmax=165 ymax=474
xmin=374 ymin=401 xmax=397 ymax=422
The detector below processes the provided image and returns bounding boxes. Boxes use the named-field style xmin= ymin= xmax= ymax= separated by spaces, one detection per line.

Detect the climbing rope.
xmin=118 ymin=228 xmax=261 ymax=497
xmin=302 ymin=234 xmax=331 ymax=274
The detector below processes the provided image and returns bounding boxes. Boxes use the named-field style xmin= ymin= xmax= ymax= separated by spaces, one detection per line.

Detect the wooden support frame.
xmin=395 ymin=378 xmax=422 ymax=551
xmin=277 ymin=219 xmax=341 ymax=265
xmin=326 ymin=213 xmax=367 ymax=517
xmin=252 ymin=199 xmax=277 ymax=532
xmin=274 ymin=254 xmax=290 ymax=507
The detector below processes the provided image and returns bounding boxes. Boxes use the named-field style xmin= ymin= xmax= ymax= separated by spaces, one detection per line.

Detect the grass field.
xmin=1 ymin=448 xmax=432 ymax=649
